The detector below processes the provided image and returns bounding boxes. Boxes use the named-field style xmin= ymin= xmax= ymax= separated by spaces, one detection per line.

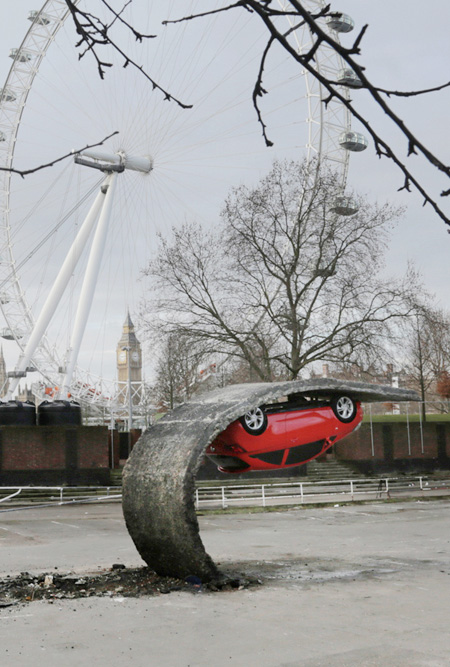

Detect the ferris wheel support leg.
xmin=6 ymin=179 xmax=110 ymax=400
xmin=60 ymin=172 xmax=118 ymax=398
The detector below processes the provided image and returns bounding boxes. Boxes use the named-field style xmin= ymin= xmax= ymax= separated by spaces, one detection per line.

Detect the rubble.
xmin=0 ymin=566 xmax=259 ymax=604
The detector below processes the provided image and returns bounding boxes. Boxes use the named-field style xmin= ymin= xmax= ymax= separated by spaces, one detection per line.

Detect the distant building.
xmin=16 ymin=384 xmax=35 ymax=404
xmin=0 ymin=347 xmax=8 ymax=398
xmin=116 ymin=312 xmax=142 ymax=405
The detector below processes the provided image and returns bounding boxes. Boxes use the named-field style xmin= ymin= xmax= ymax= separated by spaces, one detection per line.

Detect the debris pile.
xmin=0 ymin=565 xmax=258 ymax=605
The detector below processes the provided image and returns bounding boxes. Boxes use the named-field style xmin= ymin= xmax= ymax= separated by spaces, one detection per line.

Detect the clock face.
xmin=118 ymin=351 xmax=126 ymax=363
xmin=131 ymin=351 xmax=140 ymax=363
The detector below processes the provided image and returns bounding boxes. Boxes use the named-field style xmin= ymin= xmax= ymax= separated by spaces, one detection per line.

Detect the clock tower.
xmin=117 ymin=312 xmax=142 ymax=402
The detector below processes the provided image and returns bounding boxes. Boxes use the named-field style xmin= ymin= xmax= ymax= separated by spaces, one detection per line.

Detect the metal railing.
xmin=0 ymin=485 xmax=121 ymax=511
xmin=194 ymin=476 xmax=450 ymax=509
xmin=1 ymin=476 xmax=450 ymax=512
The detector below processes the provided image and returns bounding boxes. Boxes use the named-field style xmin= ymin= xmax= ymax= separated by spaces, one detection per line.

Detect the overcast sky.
xmin=336 ymin=0 xmax=450 ymax=305
xmin=0 ymin=1 xmax=448 ymax=387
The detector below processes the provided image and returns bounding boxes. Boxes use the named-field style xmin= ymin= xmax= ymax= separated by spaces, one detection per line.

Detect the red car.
xmin=206 ymin=394 xmax=362 ymax=473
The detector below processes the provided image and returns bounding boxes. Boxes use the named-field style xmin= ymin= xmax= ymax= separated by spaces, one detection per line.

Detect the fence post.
xmin=60 ymin=487 xmax=63 ymax=503
xmin=419 ymin=402 xmax=424 ymax=454
xmin=350 ymin=480 xmax=354 ymax=500
xmin=221 ymin=486 xmax=226 ymax=509
xmin=262 ymin=485 xmax=266 ymax=507
xmin=195 ymin=488 xmax=199 ymax=509
xmin=406 ymin=403 xmax=411 ymax=456
xmin=369 ymin=404 xmax=374 ymax=457
xmin=300 ymin=483 xmax=304 ymax=504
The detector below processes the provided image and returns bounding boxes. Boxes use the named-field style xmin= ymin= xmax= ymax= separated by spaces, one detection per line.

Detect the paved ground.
xmin=1 ymin=499 xmax=450 ymax=666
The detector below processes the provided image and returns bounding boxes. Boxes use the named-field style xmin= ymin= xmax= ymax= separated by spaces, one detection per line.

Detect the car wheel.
xmin=240 ymin=407 xmax=268 ymax=435
xmin=331 ymin=395 xmax=357 ymax=423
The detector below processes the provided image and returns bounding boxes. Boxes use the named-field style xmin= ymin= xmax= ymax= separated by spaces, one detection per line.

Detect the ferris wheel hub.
xmin=74 ymin=148 xmax=153 ymax=174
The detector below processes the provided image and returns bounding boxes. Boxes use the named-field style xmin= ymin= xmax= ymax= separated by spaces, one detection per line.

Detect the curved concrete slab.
xmin=122 ymin=379 xmax=419 ymax=581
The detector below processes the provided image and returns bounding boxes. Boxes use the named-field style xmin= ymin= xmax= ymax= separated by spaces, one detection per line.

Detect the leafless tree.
xmin=437 ymin=371 xmax=450 ymax=412
xmin=142 ymin=159 xmax=417 ymax=382
xmin=400 ymin=304 xmax=450 ymax=418
xmin=152 ymin=332 xmax=210 ymax=410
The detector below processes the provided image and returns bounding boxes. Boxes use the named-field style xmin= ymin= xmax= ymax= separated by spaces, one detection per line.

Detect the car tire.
xmin=331 ymin=395 xmax=357 ymax=423
xmin=240 ymin=407 xmax=268 ymax=435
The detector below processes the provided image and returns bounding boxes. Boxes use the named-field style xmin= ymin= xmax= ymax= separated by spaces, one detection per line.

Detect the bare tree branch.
xmin=3 ymin=0 xmax=449 ymax=230
xmin=63 ymin=0 xmax=192 ymax=108
xmin=252 ymin=36 xmax=275 ymax=146
xmin=376 ymin=81 xmax=450 ymax=98
xmin=167 ymin=1 xmax=450 ymax=228
xmin=0 ymin=131 xmax=119 ymax=178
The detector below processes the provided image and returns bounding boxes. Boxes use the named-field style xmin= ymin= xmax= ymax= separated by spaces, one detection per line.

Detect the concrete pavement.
xmin=1 ymin=499 xmax=449 ymax=666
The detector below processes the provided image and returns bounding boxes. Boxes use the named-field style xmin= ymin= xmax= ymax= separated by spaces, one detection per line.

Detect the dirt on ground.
xmin=0 ymin=565 xmax=260 ymax=606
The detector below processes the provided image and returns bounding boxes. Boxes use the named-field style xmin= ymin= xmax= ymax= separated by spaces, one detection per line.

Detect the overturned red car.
xmin=206 ymin=393 xmax=363 ymax=473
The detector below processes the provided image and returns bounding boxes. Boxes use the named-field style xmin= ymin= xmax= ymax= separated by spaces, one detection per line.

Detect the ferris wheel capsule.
xmin=337 ymin=68 xmax=364 ymax=89
xmin=28 ymin=10 xmax=52 ymax=25
xmin=339 ymin=131 xmax=369 ymax=152
xmin=1 ymin=327 xmax=23 ymax=341
xmin=326 ymin=13 xmax=355 ymax=33
xmin=329 ymin=196 xmax=359 ymax=216
xmin=9 ymin=48 xmax=34 ymax=63
xmin=0 ymin=87 xmax=17 ymax=103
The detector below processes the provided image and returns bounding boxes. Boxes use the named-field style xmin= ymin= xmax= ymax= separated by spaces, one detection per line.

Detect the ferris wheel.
xmin=278 ymin=0 xmax=366 ymax=207
xmin=0 ymin=0 xmax=366 ymax=415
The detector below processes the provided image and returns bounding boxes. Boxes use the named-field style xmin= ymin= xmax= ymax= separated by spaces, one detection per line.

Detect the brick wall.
xmin=335 ymin=421 xmax=450 ymax=469
xmin=77 ymin=427 xmax=110 ymax=469
xmin=0 ymin=426 xmax=110 ymax=485
xmin=1 ymin=427 xmax=66 ymax=471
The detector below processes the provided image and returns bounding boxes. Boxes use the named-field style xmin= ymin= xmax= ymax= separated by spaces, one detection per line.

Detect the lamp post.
xmin=121 ymin=346 xmax=133 ymax=448
xmin=414 ymin=310 xmax=427 ymax=424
